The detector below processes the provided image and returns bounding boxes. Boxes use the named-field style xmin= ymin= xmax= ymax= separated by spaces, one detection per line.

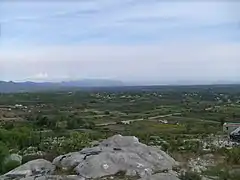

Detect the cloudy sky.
xmin=0 ymin=1 xmax=240 ymax=83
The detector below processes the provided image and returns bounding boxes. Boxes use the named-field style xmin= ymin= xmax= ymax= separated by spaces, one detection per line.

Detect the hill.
xmin=0 ymin=79 xmax=124 ymax=93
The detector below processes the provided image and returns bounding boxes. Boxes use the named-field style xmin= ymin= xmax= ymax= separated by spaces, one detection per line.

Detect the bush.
xmin=66 ymin=119 xmax=78 ymax=129
xmin=22 ymin=154 xmax=43 ymax=164
xmin=205 ymin=167 xmax=240 ymax=180
xmin=182 ymin=141 xmax=201 ymax=153
xmin=161 ymin=142 xmax=170 ymax=152
xmin=179 ymin=171 xmax=202 ymax=180
xmin=229 ymin=171 xmax=240 ymax=180
xmin=225 ymin=148 xmax=240 ymax=165
xmin=0 ymin=141 xmax=9 ymax=174
xmin=22 ymin=153 xmax=56 ymax=163
xmin=0 ymin=127 xmax=33 ymax=150
xmin=53 ymin=132 xmax=91 ymax=154
xmin=104 ymin=111 xmax=110 ymax=115
xmin=2 ymin=160 xmax=21 ymax=174
xmin=83 ymin=122 xmax=95 ymax=129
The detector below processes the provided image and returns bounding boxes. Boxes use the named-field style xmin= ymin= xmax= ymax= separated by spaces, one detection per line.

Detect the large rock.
xmin=20 ymin=175 xmax=84 ymax=180
xmin=3 ymin=159 xmax=55 ymax=179
xmin=53 ymin=152 xmax=85 ymax=170
xmin=53 ymin=135 xmax=178 ymax=179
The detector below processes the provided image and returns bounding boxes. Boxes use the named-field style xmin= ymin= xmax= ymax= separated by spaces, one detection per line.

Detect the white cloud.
xmin=1 ymin=1 xmax=240 ymax=82
xmin=1 ymin=1 xmax=239 ymax=47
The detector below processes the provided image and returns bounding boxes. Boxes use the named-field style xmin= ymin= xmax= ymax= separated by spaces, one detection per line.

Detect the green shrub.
xmin=225 ymin=148 xmax=240 ymax=165
xmin=104 ymin=111 xmax=110 ymax=115
xmin=22 ymin=154 xmax=43 ymax=164
xmin=179 ymin=171 xmax=202 ymax=180
xmin=205 ymin=167 xmax=240 ymax=180
xmin=53 ymin=132 xmax=91 ymax=154
xmin=228 ymin=171 xmax=240 ymax=180
xmin=0 ymin=141 xmax=9 ymax=174
xmin=160 ymin=142 xmax=170 ymax=152
xmin=2 ymin=160 xmax=21 ymax=174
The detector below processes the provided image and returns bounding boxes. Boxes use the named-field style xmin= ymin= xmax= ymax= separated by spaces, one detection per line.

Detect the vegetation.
xmin=0 ymin=85 xmax=240 ymax=176
xmin=225 ymin=148 xmax=240 ymax=165
xmin=2 ymin=160 xmax=21 ymax=174
xmin=203 ymin=166 xmax=240 ymax=180
xmin=0 ymin=142 xmax=9 ymax=173
xmin=179 ymin=171 xmax=202 ymax=180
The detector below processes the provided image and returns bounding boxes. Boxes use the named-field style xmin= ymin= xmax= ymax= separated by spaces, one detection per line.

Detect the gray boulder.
xmin=53 ymin=134 xmax=178 ymax=179
xmin=3 ymin=159 xmax=55 ymax=179
xmin=53 ymin=152 xmax=85 ymax=170
xmin=20 ymin=175 xmax=84 ymax=180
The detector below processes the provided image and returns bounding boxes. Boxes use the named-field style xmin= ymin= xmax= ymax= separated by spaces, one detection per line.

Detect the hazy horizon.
xmin=1 ymin=1 xmax=240 ymax=83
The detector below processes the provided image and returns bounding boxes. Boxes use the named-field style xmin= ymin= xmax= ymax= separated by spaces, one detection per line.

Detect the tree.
xmin=36 ymin=115 xmax=49 ymax=127
xmin=226 ymin=148 xmax=240 ymax=165
xmin=185 ymin=124 xmax=191 ymax=134
xmin=67 ymin=119 xmax=78 ymax=129
xmin=48 ymin=118 xmax=57 ymax=130
xmin=232 ymin=113 xmax=237 ymax=119
xmin=104 ymin=111 xmax=110 ymax=115
xmin=220 ymin=117 xmax=225 ymax=126
xmin=11 ymin=127 xmax=32 ymax=149
xmin=83 ymin=121 xmax=96 ymax=129
xmin=2 ymin=123 xmax=14 ymax=130
xmin=0 ymin=141 xmax=9 ymax=173
xmin=2 ymin=160 xmax=21 ymax=174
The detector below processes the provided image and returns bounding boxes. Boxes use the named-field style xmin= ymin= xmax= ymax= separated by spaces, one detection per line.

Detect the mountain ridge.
xmin=0 ymin=79 xmax=124 ymax=93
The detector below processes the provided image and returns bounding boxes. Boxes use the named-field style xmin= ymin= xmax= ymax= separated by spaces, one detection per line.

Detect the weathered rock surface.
xmin=2 ymin=135 xmax=179 ymax=180
xmin=2 ymin=159 xmax=55 ymax=179
xmin=53 ymin=135 xmax=178 ymax=179
xmin=20 ymin=175 xmax=84 ymax=180
xmin=138 ymin=172 xmax=180 ymax=180
xmin=53 ymin=152 xmax=85 ymax=170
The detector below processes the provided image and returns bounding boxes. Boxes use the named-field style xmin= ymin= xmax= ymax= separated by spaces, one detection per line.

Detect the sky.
xmin=0 ymin=1 xmax=240 ymax=84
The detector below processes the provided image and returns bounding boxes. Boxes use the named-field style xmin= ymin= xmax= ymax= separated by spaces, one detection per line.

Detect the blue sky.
xmin=0 ymin=1 xmax=240 ymax=83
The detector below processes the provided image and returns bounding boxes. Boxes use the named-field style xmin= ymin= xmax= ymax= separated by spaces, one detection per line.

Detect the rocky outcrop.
xmin=2 ymin=135 xmax=179 ymax=180
xmin=19 ymin=175 xmax=84 ymax=180
xmin=53 ymin=135 xmax=178 ymax=179
xmin=2 ymin=159 xmax=55 ymax=179
xmin=138 ymin=172 xmax=180 ymax=180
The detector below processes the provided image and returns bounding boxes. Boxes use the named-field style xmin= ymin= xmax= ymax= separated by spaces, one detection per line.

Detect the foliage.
xmin=35 ymin=115 xmax=49 ymax=127
xmin=83 ymin=121 xmax=96 ymax=129
xmin=22 ymin=154 xmax=43 ymax=164
xmin=179 ymin=171 xmax=202 ymax=180
xmin=225 ymin=147 xmax=240 ymax=165
xmin=67 ymin=118 xmax=84 ymax=129
xmin=1 ymin=85 xmax=240 ymax=176
xmin=0 ymin=141 xmax=9 ymax=173
xmin=182 ymin=141 xmax=202 ymax=153
xmin=228 ymin=172 xmax=240 ymax=180
xmin=0 ymin=127 xmax=34 ymax=150
xmin=104 ymin=110 xmax=110 ymax=115
xmin=52 ymin=132 xmax=90 ymax=154
xmin=204 ymin=166 xmax=240 ymax=180
xmin=2 ymin=160 xmax=21 ymax=174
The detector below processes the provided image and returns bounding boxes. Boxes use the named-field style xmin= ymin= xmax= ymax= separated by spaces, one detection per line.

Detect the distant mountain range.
xmin=0 ymin=79 xmax=124 ymax=93
xmin=1 ymin=79 xmax=240 ymax=93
